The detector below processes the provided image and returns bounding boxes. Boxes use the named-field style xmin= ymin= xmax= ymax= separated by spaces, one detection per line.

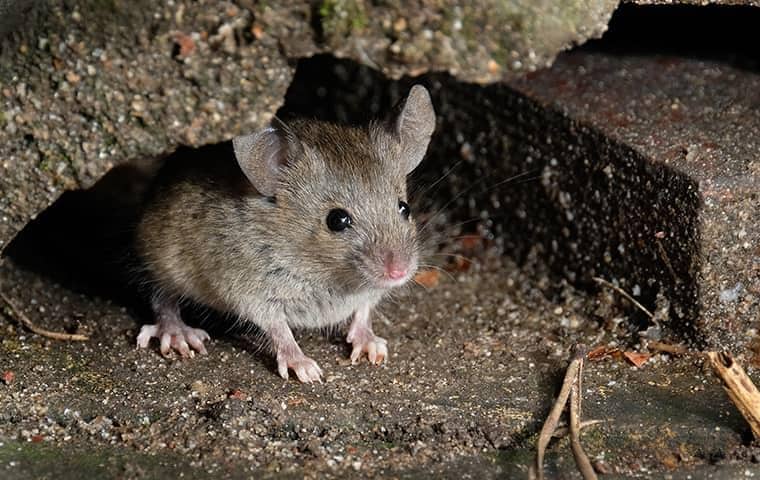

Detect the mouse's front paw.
xmin=348 ymin=334 xmax=388 ymax=365
xmin=136 ymin=323 xmax=210 ymax=358
xmin=277 ymin=351 xmax=323 ymax=383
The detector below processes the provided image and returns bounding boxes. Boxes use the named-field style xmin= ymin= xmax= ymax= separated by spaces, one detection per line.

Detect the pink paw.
xmin=277 ymin=351 xmax=323 ymax=383
xmin=136 ymin=323 xmax=210 ymax=358
xmin=348 ymin=333 xmax=388 ymax=365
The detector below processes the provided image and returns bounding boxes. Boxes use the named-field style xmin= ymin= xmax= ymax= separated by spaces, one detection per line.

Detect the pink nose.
xmin=383 ymin=253 xmax=408 ymax=280
xmin=386 ymin=267 xmax=408 ymax=280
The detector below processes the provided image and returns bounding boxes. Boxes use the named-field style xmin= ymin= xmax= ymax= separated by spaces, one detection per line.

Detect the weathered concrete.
xmin=0 ymin=225 xmax=756 ymax=478
xmin=0 ymin=0 xmax=292 ymax=252
xmin=0 ymin=0 xmax=621 ymax=251
xmin=506 ymin=52 xmax=760 ymax=350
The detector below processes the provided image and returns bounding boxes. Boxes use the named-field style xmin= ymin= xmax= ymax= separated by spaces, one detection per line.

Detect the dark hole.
xmin=585 ymin=4 xmax=760 ymax=71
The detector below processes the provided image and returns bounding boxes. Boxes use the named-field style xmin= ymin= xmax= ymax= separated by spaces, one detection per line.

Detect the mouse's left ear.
xmin=233 ymin=118 xmax=303 ymax=197
xmin=390 ymin=84 xmax=436 ymax=174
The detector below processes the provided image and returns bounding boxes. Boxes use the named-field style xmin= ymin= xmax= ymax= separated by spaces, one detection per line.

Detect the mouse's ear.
xmin=390 ymin=84 xmax=436 ymax=174
xmin=233 ymin=118 xmax=303 ymax=197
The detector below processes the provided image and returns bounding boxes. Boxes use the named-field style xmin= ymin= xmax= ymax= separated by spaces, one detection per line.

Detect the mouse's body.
xmin=134 ymin=86 xmax=436 ymax=383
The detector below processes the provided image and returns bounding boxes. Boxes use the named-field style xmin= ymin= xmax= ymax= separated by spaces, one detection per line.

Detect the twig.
xmin=647 ymin=341 xmax=689 ymax=356
xmin=552 ymin=419 xmax=605 ymax=439
xmin=531 ymin=345 xmax=587 ymax=480
xmin=569 ymin=350 xmax=598 ymax=480
xmin=654 ymin=238 xmax=681 ymax=284
xmin=592 ymin=277 xmax=655 ymax=320
xmin=0 ymin=290 xmax=88 ymax=341
xmin=706 ymin=351 xmax=760 ymax=440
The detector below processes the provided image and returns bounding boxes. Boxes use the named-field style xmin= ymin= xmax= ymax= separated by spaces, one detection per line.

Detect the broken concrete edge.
xmin=0 ymin=0 xmax=624 ymax=251
xmin=420 ymin=77 xmax=701 ymax=346
xmin=503 ymin=52 xmax=759 ymax=351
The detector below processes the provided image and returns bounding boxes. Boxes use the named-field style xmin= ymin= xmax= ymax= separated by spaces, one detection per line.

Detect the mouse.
xmin=133 ymin=85 xmax=436 ymax=383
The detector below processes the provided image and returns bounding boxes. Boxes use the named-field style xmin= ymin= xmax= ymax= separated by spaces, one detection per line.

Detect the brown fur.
xmin=135 ymin=85 xmax=435 ymax=376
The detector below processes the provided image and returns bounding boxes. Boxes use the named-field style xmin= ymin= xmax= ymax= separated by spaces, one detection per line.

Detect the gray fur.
xmin=135 ymin=86 xmax=436 ymax=368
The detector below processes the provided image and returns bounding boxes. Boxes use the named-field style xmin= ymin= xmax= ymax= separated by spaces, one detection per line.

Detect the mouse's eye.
xmin=326 ymin=208 xmax=353 ymax=232
xmin=398 ymin=200 xmax=411 ymax=220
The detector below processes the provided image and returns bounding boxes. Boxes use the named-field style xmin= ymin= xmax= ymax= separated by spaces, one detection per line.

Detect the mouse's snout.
xmin=383 ymin=251 xmax=409 ymax=281
xmin=365 ymin=247 xmax=417 ymax=289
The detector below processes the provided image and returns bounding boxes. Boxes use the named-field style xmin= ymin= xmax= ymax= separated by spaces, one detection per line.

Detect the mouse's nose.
xmin=383 ymin=252 xmax=408 ymax=280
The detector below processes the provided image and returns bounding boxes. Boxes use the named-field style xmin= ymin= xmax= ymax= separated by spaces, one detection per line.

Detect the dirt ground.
xmin=1 ymin=226 xmax=759 ymax=478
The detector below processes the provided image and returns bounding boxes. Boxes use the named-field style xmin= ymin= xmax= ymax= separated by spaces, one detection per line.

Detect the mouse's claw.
xmin=277 ymin=351 xmax=323 ymax=383
xmin=136 ymin=321 xmax=210 ymax=359
xmin=349 ymin=335 xmax=388 ymax=365
xmin=138 ymin=298 xmax=210 ymax=359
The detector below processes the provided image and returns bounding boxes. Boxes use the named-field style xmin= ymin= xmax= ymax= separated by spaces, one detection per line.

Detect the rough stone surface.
xmin=506 ymin=52 xmax=760 ymax=350
xmin=2 ymin=52 xmax=759 ymax=479
xmin=0 ymin=1 xmax=39 ymax=37
xmin=0 ymin=0 xmax=620 ymax=251
xmin=0 ymin=0 xmax=292 ymax=253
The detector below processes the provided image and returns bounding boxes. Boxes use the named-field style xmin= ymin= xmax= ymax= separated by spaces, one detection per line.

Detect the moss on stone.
xmin=319 ymin=0 xmax=368 ymax=38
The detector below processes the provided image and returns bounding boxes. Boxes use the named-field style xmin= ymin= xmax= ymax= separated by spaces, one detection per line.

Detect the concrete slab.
xmin=504 ymin=51 xmax=759 ymax=349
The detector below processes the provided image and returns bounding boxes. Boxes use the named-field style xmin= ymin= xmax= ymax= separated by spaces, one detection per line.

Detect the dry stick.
xmin=592 ymin=277 xmax=655 ymax=320
xmin=0 ymin=290 xmax=88 ymax=341
xmin=569 ymin=350 xmax=598 ymax=480
xmin=706 ymin=351 xmax=760 ymax=440
xmin=552 ymin=419 xmax=606 ymax=439
xmin=531 ymin=345 xmax=586 ymax=480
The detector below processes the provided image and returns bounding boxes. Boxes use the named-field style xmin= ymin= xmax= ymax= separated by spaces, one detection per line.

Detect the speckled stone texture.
xmin=0 ymin=0 xmax=620 ymax=251
xmin=503 ymin=52 xmax=759 ymax=349
xmin=0 ymin=0 xmax=293 ymax=253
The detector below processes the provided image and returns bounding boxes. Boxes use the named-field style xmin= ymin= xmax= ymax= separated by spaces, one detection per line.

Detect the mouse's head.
xmin=233 ymin=85 xmax=436 ymax=292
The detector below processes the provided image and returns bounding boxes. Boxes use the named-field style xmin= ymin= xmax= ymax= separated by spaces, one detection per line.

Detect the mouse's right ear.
xmin=232 ymin=118 xmax=303 ymax=197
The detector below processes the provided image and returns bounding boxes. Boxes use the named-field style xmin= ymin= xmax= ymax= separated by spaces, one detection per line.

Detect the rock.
xmin=0 ymin=0 xmax=626 ymax=251
xmin=499 ymin=52 xmax=760 ymax=349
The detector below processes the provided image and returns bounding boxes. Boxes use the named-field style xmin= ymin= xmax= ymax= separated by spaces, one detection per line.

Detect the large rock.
xmin=503 ymin=52 xmax=759 ymax=349
xmin=0 ymin=0 xmax=620 ymax=251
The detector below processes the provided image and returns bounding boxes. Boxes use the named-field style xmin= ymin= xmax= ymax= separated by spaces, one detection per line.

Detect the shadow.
xmin=584 ymin=4 xmax=760 ymax=72
xmin=3 ymin=157 xmax=161 ymax=321
xmin=279 ymin=54 xmax=702 ymax=341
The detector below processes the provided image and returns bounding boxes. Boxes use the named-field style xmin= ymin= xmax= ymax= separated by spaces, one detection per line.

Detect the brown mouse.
xmin=134 ymin=85 xmax=436 ymax=383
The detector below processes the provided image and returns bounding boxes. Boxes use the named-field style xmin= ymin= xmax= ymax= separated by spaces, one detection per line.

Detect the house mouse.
xmin=134 ymin=85 xmax=436 ymax=383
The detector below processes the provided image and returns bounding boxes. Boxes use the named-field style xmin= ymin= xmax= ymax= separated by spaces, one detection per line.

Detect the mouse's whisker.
xmin=410 ymin=158 xmax=466 ymax=199
xmin=415 ymin=169 xmax=536 ymax=235
xmin=415 ymin=263 xmax=457 ymax=282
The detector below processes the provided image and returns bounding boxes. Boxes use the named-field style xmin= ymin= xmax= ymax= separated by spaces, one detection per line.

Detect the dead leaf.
xmin=587 ymin=346 xmax=619 ymax=361
xmin=623 ymin=351 xmax=651 ymax=367
xmin=251 ymin=23 xmax=264 ymax=39
xmin=452 ymin=256 xmax=472 ymax=272
xmin=414 ymin=269 xmax=440 ymax=288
